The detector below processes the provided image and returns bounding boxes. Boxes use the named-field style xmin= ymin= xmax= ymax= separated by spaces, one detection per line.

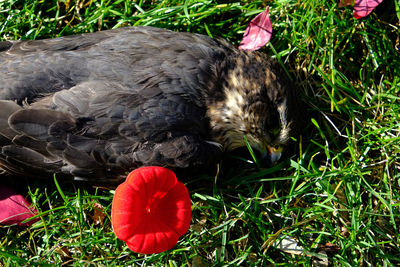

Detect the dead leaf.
xmin=192 ymin=216 xmax=207 ymax=233
xmin=92 ymin=202 xmax=106 ymax=226
xmin=192 ymin=255 xmax=206 ymax=267
xmin=318 ymin=242 xmax=340 ymax=255
xmin=312 ymin=251 xmax=329 ymax=267
xmin=338 ymin=0 xmax=354 ymax=8
xmin=273 ymin=235 xmax=304 ymax=255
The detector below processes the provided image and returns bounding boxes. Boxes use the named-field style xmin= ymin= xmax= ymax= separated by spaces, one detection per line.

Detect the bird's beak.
xmin=262 ymin=145 xmax=283 ymax=166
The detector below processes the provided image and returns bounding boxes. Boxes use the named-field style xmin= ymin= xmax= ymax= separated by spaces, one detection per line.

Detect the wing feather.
xmin=0 ymin=26 xmax=229 ymax=182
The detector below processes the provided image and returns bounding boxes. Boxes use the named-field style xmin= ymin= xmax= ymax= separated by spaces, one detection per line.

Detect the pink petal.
xmin=0 ymin=186 xmax=38 ymax=226
xmin=239 ymin=7 xmax=273 ymax=51
xmin=353 ymin=0 xmax=383 ymax=19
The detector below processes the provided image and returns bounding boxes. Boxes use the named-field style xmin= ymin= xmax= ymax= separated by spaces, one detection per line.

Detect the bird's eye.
xmin=269 ymin=128 xmax=280 ymax=136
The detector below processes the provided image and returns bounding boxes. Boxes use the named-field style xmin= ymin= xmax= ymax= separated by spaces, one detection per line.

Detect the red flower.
xmin=111 ymin=166 xmax=191 ymax=254
xmin=0 ymin=185 xmax=38 ymax=226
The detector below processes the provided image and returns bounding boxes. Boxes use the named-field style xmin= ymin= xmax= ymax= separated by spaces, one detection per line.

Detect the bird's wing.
xmin=0 ymin=81 xmax=222 ymax=182
xmin=0 ymin=27 xmax=229 ymax=104
xmin=0 ymin=27 xmax=230 ymax=181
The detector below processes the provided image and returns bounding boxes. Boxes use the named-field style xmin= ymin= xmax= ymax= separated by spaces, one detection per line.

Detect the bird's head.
xmin=208 ymin=51 xmax=295 ymax=166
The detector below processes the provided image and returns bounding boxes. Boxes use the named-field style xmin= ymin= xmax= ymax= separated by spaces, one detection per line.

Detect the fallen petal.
xmin=239 ymin=7 xmax=272 ymax=51
xmin=354 ymin=0 xmax=383 ymax=19
xmin=0 ymin=185 xmax=38 ymax=226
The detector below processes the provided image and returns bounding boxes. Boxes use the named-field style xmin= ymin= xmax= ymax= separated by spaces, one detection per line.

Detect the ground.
xmin=0 ymin=0 xmax=399 ymax=265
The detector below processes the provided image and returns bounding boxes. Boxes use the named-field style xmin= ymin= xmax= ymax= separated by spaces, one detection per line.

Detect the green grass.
xmin=1 ymin=0 xmax=400 ymax=265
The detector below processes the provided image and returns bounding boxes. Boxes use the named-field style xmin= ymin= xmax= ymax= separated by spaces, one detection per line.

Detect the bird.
xmin=0 ymin=26 xmax=296 ymax=183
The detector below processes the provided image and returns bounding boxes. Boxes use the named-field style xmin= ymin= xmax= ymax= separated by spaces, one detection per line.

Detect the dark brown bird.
xmin=0 ymin=26 xmax=295 ymax=183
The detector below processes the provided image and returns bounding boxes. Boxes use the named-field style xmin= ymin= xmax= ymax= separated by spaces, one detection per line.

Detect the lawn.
xmin=0 ymin=0 xmax=399 ymax=265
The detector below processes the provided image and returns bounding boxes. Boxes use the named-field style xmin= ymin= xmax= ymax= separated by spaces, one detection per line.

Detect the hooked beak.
xmin=262 ymin=145 xmax=283 ymax=166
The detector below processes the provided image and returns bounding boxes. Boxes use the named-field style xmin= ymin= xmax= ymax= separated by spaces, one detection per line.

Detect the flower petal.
xmin=0 ymin=185 xmax=38 ymax=226
xmin=353 ymin=0 xmax=383 ymax=19
xmin=111 ymin=166 xmax=191 ymax=254
xmin=238 ymin=7 xmax=272 ymax=51
xmin=111 ymin=183 xmax=144 ymax=240
xmin=155 ymin=182 xmax=191 ymax=236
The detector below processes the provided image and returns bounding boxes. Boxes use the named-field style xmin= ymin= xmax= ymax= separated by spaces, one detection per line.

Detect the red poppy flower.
xmin=112 ymin=166 xmax=191 ymax=254
xmin=0 ymin=185 xmax=38 ymax=226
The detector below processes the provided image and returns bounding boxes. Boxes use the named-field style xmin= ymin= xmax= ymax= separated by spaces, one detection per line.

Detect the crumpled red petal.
xmin=0 ymin=185 xmax=38 ymax=226
xmin=353 ymin=0 xmax=383 ymax=19
xmin=112 ymin=166 xmax=191 ymax=254
xmin=239 ymin=7 xmax=272 ymax=51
